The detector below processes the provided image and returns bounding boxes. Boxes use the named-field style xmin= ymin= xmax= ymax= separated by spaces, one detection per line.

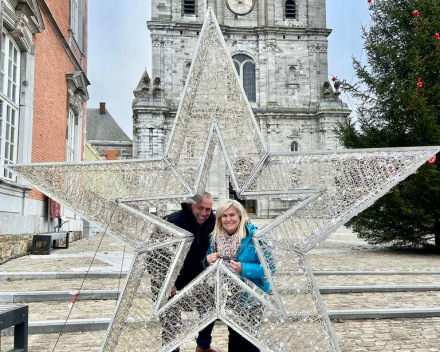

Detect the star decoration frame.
xmin=7 ymin=8 xmax=440 ymax=352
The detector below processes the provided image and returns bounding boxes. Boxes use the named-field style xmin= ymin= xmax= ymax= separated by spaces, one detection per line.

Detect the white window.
xmin=70 ymin=0 xmax=78 ymax=36
xmin=70 ymin=0 xmax=84 ymax=50
xmin=0 ymin=32 xmax=20 ymax=180
xmin=67 ymin=109 xmax=77 ymax=162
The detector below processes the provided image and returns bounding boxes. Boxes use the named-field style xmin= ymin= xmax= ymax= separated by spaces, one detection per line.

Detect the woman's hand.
xmin=206 ymin=253 xmax=219 ymax=265
xmin=230 ymin=260 xmax=242 ymax=274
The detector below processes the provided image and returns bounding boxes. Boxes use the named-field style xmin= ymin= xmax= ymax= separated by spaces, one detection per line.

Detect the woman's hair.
xmin=213 ymin=199 xmax=248 ymax=242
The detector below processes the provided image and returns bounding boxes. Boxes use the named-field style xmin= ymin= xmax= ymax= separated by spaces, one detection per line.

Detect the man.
xmin=162 ymin=192 xmax=219 ymax=352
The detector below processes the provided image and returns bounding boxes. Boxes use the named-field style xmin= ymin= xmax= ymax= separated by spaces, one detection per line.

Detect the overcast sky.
xmin=87 ymin=1 xmax=370 ymax=139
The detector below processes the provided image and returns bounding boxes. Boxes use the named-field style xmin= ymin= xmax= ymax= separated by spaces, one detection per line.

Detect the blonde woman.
xmin=204 ymin=199 xmax=270 ymax=352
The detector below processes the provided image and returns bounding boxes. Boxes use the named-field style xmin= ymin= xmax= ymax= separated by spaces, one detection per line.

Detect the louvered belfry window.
xmin=285 ymin=0 xmax=296 ymax=19
xmin=183 ymin=0 xmax=196 ymax=15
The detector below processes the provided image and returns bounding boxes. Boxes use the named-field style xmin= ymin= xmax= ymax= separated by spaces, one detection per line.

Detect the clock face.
xmin=226 ymin=0 xmax=255 ymax=16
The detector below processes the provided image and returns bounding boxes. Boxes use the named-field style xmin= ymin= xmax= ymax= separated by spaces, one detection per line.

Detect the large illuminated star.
xmin=8 ymin=8 xmax=439 ymax=352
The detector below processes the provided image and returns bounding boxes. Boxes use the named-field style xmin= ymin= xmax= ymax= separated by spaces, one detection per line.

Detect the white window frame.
xmin=0 ymin=31 xmax=21 ymax=180
xmin=69 ymin=0 xmax=84 ymax=51
xmin=66 ymin=109 xmax=77 ymax=162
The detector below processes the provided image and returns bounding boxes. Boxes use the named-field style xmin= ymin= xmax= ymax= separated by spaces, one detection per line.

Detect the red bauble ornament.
xmin=367 ymin=0 xmax=371 ymax=3
xmin=412 ymin=10 xmax=419 ymax=17
xmin=428 ymin=156 xmax=436 ymax=164
xmin=417 ymin=77 xmax=423 ymax=88
xmin=331 ymin=76 xmax=336 ymax=82
xmin=434 ymin=33 xmax=440 ymax=39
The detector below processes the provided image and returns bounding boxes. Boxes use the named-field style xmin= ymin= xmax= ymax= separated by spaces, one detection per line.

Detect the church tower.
xmin=133 ymin=0 xmax=350 ymax=216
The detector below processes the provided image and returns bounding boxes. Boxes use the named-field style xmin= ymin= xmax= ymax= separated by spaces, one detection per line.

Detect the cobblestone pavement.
xmin=3 ymin=290 xmax=439 ymax=322
xmin=1 ymin=318 xmax=440 ymax=352
xmin=323 ymin=291 xmax=440 ymax=309
xmin=1 ymin=225 xmax=440 ymax=351
xmin=0 ymin=256 xmax=111 ymax=272
xmin=316 ymin=274 xmax=440 ymax=286
xmin=2 ymin=273 xmax=439 ymax=293
xmin=2 ymin=300 xmax=117 ymax=320
xmin=0 ymin=278 xmax=124 ymax=291
xmin=309 ymin=250 xmax=440 ymax=271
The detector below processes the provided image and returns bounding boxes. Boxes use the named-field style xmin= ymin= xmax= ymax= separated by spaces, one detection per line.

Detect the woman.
xmin=204 ymin=199 xmax=270 ymax=352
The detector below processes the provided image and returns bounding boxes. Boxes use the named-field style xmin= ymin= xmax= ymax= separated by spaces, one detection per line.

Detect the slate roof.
xmin=86 ymin=108 xmax=131 ymax=142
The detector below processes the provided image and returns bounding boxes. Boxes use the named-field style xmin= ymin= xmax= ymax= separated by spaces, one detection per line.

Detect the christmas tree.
xmin=337 ymin=0 xmax=440 ymax=246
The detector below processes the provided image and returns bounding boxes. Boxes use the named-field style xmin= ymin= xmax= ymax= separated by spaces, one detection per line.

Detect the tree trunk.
xmin=435 ymin=219 xmax=440 ymax=246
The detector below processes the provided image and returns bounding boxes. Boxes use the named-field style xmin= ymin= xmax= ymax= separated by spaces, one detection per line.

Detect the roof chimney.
xmin=99 ymin=102 xmax=106 ymax=115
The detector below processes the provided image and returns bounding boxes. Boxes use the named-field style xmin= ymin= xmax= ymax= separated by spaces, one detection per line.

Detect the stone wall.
xmin=0 ymin=231 xmax=82 ymax=264
xmin=134 ymin=0 xmax=350 ymax=215
xmin=0 ymin=234 xmax=33 ymax=264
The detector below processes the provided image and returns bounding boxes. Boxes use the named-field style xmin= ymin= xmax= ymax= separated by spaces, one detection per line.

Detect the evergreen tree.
xmin=337 ymin=0 xmax=440 ymax=246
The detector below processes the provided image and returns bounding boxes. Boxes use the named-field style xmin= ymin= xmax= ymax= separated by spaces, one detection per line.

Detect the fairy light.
xmin=7 ymin=8 xmax=440 ymax=352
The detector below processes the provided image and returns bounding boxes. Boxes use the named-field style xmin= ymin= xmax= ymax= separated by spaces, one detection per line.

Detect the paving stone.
xmin=309 ymin=250 xmax=440 ymax=271
xmin=316 ymin=275 xmax=440 ymax=286
xmin=1 ymin=300 xmax=116 ymax=320
xmin=2 ymin=225 xmax=440 ymax=351
xmin=0 ymin=278 xmax=122 ymax=292
xmin=323 ymin=291 xmax=440 ymax=310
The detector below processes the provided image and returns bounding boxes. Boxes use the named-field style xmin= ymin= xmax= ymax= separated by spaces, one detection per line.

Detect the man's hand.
xmin=206 ymin=253 xmax=219 ymax=265
xmin=230 ymin=260 xmax=242 ymax=274
xmin=171 ymin=285 xmax=177 ymax=296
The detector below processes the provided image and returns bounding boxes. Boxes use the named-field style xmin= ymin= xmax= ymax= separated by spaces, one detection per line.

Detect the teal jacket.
xmin=204 ymin=223 xmax=271 ymax=294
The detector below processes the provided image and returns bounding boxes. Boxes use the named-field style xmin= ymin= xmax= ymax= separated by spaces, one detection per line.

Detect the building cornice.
xmin=148 ymin=21 xmax=332 ymax=37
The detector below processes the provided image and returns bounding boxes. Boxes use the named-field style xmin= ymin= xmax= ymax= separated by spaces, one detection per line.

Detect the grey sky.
xmin=87 ymin=1 xmax=370 ymax=139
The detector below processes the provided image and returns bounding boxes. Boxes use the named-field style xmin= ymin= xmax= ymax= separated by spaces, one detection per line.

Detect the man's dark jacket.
xmin=164 ymin=203 xmax=215 ymax=291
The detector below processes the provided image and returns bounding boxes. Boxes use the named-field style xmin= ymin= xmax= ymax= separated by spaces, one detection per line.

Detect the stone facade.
xmin=133 ymin=0 xmax=350 ymax=216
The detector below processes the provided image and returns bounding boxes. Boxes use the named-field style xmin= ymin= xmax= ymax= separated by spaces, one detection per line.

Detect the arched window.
xmin=232 ymin=54 xmax=256 ymax=102
xmin=183 ymin=0 xmax=196 ymax=15
xmin=290 ymin=141 xmax=299 ymax=152
xmin=285 ymin=0 xmax=297 ymax=19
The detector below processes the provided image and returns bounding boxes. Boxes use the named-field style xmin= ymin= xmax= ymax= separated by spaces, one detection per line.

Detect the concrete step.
xmin=0 ymin=272 xmax=127 ymax=281
xmin=2 ymin=270 xmax=440 ymax=281
xmin=12 ymin=308 xmax=440 ymax=334
xmin=319 ymin=284 xmax=440 ymax=293
xmin=3 ymin=285 xmax=440 ymax=302
xmin=313 ymin=270 xmax=440 ymax=275
xmin=0 ymin=290 xmax=120 ymax=302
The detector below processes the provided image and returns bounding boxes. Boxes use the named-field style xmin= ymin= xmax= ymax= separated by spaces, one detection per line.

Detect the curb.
xmin=7 ymin=308 xmax=440 ymax=335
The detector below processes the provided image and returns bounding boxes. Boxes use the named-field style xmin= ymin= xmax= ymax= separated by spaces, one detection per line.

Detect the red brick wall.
xmin=30 ymin=2 xmax=87 ymax=200
xmin=44 ymin=0 xmax=70 ymax=37
xmin=102 ymin=150 xmax=120 ymax=160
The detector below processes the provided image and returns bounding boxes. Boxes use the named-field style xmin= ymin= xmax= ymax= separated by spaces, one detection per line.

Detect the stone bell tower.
xmin=133 ymin=0 xmax=350 ymax=216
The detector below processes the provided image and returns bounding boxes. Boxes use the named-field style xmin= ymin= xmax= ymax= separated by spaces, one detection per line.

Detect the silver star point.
xmin=8 ymin=8 xmax=440 ymax=352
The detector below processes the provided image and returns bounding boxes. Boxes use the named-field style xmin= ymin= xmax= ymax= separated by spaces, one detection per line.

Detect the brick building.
xmin=86 ymin=102 xmax=132 ymax=160
xmin=0 ymin=0 xmax=89 ymax=263
xmin=133 ymin=0 xmax=350 ymax=216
